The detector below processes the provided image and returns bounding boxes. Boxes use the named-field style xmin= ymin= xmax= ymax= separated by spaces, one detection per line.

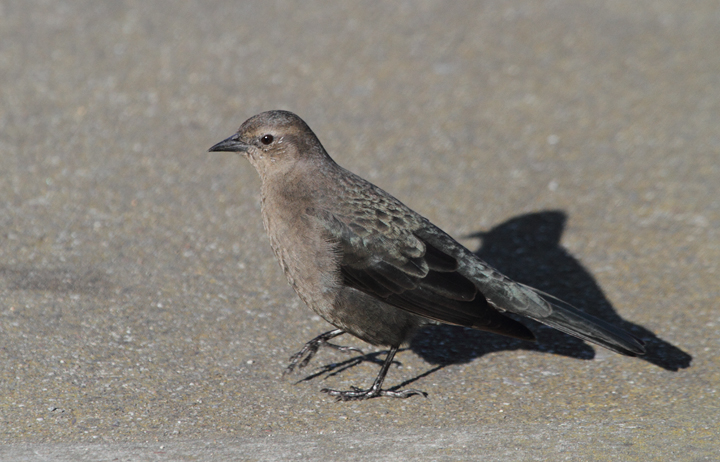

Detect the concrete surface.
xmin=1 ymin=1 xmax=718 ymax=460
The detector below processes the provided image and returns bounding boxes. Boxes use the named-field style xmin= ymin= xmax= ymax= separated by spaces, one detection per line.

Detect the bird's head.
xmin=209 ymin=110 xmax=330 ymax=178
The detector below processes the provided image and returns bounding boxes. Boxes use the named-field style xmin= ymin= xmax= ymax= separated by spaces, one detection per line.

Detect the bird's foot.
xmin=321 ymin=385 xmax=427 ymax=401
xmin=285 ymin=329 xmax=363 ymax=375
xmin=323 ymin=342 xmax=365 ymax=356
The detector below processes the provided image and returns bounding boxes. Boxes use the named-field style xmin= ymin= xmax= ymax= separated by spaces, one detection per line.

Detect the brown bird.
xmin=209 ymin=110 xmax=645 ymax=401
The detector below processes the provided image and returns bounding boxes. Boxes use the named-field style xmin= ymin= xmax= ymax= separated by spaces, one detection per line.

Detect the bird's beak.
xmin=208 ymin=134 xmax=250 ymax=153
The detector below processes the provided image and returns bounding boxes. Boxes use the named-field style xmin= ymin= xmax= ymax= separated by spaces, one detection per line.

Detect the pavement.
xmin=1 ymin=1 xmax=718 ymax=460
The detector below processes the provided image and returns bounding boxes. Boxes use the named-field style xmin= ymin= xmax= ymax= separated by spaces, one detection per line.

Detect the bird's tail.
xmin=528 ymin=289 xmax=645 ymax=356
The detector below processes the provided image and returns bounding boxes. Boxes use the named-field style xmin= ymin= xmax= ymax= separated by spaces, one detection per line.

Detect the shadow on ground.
xmin=0 ymin=266 xmax=113 ymax=295
xmin=410 ymin=210 xmax=692 ymax=372
xmin=295 ymin=210 xmax=691 ymax=391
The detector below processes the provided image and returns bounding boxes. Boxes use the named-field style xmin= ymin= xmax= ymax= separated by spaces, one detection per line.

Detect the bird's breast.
xmin=259 ymin=189 xmax=342 ymax=314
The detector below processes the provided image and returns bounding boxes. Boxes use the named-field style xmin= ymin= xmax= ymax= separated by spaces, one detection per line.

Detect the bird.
xmin=209 ymin=110 xmax=645 ymax=401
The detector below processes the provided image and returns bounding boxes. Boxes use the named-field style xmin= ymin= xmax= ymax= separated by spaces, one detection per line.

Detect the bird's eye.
xmin=261 ymin=134 xmax=274 ymax=145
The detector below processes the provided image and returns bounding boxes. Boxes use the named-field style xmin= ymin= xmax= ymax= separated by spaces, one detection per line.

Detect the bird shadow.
xmin=410 ymin=210 xmax=692 ymax=371
xmin=294 ymin=347 xmax=445 ymax=392
xmin=293 ymin=350 xmax=392 ymax=384
xmin=298 ymin=210 xmax=691 ymax=389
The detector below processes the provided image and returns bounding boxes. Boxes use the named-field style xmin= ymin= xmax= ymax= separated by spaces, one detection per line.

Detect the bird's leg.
xmin=285 ymin=329 xmax=364 ymax=375
xmin=321 ymin=346 xmax=428 ymax=401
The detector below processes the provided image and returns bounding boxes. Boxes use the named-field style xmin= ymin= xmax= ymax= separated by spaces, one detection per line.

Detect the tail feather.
xmin=536 ymin=302 xmax=645 ymax=356
xmin=511 ymin=282 xmax=645 ymax=356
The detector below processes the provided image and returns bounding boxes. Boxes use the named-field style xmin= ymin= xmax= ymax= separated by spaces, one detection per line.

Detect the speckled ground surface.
xmin=1 ymin=1 xmax=718 ymax=460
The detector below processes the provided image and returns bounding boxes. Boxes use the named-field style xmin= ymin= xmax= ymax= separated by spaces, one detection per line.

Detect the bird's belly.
xmin=331 ymin=286 xmax=426 ymax=347
xmin=261 ymin=203 xmax=424 ymax=346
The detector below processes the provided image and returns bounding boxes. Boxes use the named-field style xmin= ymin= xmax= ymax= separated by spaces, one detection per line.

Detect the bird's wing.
xmin=414 ymin=226 xmax=645 ymax=356
xmin=307 ymin=207 xmax=535 ymax=340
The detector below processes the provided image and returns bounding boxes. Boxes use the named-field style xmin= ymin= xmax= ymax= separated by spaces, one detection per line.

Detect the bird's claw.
xmin=284 ymin=330 xmax=361 ymax=375
xmin=320 ymin=386 xmax=427 ymax=401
